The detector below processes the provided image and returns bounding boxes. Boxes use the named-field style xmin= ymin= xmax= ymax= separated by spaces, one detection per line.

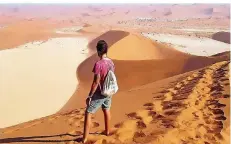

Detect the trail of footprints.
xmin=1 ymin=108 xmax=99 ymax=136
xmin=64 ymin=109 xmax=100 ymax=134
xmin=112 ymin=68 xmax=205 ymax=143
xmin=1 ymin=116 xmax=51 ymax=134
xmin=94 ymin=61 xmax=230 ymax=144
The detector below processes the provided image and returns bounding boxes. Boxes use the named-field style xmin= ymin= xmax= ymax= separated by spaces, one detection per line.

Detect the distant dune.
xmin=0 ymin=20 xmax=81 ymax=50
xmin=202 ymin=8 xmax=214 ymax=15
xmin=0 ymin=4 xmax=230 ymax=25
xmin=212 ymin=32 xmax=230 ymax=44
xmin=163 ymin=9 xmax=172 ymax=16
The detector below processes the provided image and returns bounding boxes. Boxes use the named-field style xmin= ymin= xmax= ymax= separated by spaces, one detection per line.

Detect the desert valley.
xmin=0 ymin=3 xmax=230 ymax=144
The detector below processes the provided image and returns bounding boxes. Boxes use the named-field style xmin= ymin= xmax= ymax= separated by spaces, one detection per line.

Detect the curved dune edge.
xmin=87 ymin=30 xmax=130 ymax=52
xmin=0 ymin=61 xmax=229 ymax=144
xmin=0 ymin=37 xmax=89 ymax=128
xmin=78 ymin=25 xmax=108 ymax=35
xmin=88 ymin=30 xmax=190 ymax=60
xmin=60 ymin=31 xmax=229 ymax=112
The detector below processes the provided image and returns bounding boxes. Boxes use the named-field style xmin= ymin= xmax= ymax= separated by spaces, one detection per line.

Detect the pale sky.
xmin=0 ymin=0 xmax=230 ymax=4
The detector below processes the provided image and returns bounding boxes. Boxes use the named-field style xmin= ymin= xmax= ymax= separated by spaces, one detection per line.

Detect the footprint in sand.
xmin=68 ymin=130 xmax=82 ymax=135
xmin=164 ymin=92 xmax=174 ymax=101
xmin=144 ymin=106 xmax=154 ymax=111
xmin=133 ymin=131 xmax=147 ymax=143
xmin=211 ymin=109 xmax=224 ymax=115
xmin=223 ymin=82 xmax=230 ymax=86
xmin=143 ymin=103 xmax=154 ymax=107
xmin=164 ymin=109 xmax=180 ymax=116
xmin=48 ymin=115 xmax=60 ymax=121
xmin=162 ymin=101 xmax=185 ymax=110
xmin=2 ymin=128 xmax=21 ymax=134
xmin=114 ymin=122 xmax=123 ymax=128
xmin=143 ymin=103 xmax=154 ymax=110
xmin=91 ymin=122 xmax=100 ymax=128
xmin=67 ymin=116 xmax=83 ymax=123
xmin=153 ymin=94 xmax=165 ymax=100
xmin=68 ymin=119 xmax=99 ymax=128
xmin=126 ymin=112 xmax=142 ymax=120
xmin=136 ymin=121 xmax=147 ymax=129
xmin=69 ymin=121 xmax=84 ymax=128
xmin=161 ymin=119 xmax=175 ymax=128
xmin=148 ymin=111 xmax=157 ymax=118
xmin=214 ymin=115 xmax=226 ymax=121
xmin=22 ymin=120 xmax=44 ymax=128
xmin=223 ymin=94 xmax=230 ymax=98
xmin=159 ymin=89 xmax=169 ymax=94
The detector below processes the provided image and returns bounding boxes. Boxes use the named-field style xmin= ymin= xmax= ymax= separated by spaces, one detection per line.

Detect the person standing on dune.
xmin=82 ymin=40 xmax=116 ymax=143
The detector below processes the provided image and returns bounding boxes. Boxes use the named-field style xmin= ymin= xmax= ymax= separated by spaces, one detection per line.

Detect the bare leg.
xmin=102 ymin=109 xmax=111 ymax=135
xmin=82 ymin=111 xmax=92 ymax=143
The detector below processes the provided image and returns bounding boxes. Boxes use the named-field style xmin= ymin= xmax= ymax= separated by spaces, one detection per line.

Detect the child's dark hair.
xmin=96 ymin=40 xmax=108 ymax=55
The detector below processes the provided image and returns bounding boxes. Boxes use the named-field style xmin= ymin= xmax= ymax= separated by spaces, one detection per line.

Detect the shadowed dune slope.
xmin=60 ymin=31 xmax=228 ymax=112
xmin=211 ymin=51 xmax=230 ymax=60
xmin=87 ymin=30 xmax=129 ymax=51
xmin=212 ymin=32 xmax=230 ymax=44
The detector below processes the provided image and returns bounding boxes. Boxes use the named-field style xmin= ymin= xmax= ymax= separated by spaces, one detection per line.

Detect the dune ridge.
xmin=0 ymin=60 xmax=229 ymax=144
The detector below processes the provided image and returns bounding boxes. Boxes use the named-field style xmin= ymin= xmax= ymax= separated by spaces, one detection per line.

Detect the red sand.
xmin=0 ymin=4 xmax=230 ymax=144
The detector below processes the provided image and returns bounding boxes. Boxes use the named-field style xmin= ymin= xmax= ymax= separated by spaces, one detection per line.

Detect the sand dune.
xmin=1 ymin=60 xmax=229 ymax=144
xmin=0 ymin=4 xmax=230 ymax=144
xmin=0 ymin=37 xmax=89 ymax=128
xmin=61 ymin=31 xmax=227 ymax=112
xmin=142 ymin=32 xmax=230 ymax=56
xmin=0 ymin=20 xmax=84 ymax=50
xmin=212 ymin=32 xmax=230 ymax=44
xmin=202 ymin=8 xmax=214 ymax=15
xmin=108 ymin=32 xmax=189 ymax=60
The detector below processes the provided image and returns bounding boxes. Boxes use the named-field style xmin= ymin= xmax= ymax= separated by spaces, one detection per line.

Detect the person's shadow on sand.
xmin=0 ymin=133 xmax=83 ymax=143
